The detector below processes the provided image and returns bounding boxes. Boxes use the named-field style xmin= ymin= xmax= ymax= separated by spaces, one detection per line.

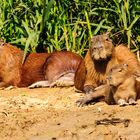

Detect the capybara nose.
xmin=94 ymin=45 xmax=103 ymax=49
xmin=98 ymin=45 xmax=103 ymax=49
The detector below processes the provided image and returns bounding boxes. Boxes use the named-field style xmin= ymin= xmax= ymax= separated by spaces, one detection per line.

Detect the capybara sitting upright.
xmin=0 ymin=41 xmax=82 ymax=88
xmin=74 ymin=33 xmax=140 ymax=94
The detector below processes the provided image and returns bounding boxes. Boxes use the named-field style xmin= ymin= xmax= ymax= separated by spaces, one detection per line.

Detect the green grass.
xmin=0 ymin=0 xmax=140 ymax=58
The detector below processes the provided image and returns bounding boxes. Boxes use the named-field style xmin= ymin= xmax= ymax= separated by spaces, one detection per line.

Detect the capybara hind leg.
xmin=50 ymin=73 xmax=74 ymax=87
xmin=28 ymin=81 xmax=50 ymax=89
xmin=4 ymin=86 xmax=15 ymax=90
xmin=28 ymin=73 xmax=75 ymax=88
xmin=50 ymin=80 xmax=74 ymax=87
xmin=128 ymin=98 xmax=137 ymax=105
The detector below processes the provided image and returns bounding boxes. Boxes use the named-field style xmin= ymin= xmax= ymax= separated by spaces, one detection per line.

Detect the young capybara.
xmin=76 ymin=64 xmax=139 ymax=107
xmin=0 ymin=41 xmax=82 ymax=88
xmin=107 ymin=64 xmax=137 ymax=106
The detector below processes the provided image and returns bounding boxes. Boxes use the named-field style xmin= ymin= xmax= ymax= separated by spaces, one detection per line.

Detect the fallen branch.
xmin=95 ymin=118 xmax=130 ymax=127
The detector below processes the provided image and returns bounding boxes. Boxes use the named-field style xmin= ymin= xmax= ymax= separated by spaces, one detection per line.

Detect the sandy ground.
xmin=0 ymin=87 xmax=140 ymax=140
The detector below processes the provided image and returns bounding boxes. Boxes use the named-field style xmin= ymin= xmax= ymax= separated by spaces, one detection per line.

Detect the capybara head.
xmin=90 ymin=33 xmax=114 ymax=61
xmin=107 ymin=64 xmax=129 ymax=87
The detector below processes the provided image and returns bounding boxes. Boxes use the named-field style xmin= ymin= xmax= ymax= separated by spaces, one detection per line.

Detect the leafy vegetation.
xmin=0 ymin=0 xmax=140 ymax=56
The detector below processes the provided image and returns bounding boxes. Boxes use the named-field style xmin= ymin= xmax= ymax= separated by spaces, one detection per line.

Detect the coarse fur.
xmin=76 ymin=64 xmax=140 ymax=107
xmin=107 ymin=64 xmax=137 ymax=106
xmin=74 ymin=33 xmax=140 ymax=94
xmin=0 ymin=42 xmax=82 ymax=88
xmin=76 ymin=84 xmax=111 ymax=107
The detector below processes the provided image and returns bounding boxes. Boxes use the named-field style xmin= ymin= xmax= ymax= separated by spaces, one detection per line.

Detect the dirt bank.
xmin=0 ymin=87 xmax=140 ymax=140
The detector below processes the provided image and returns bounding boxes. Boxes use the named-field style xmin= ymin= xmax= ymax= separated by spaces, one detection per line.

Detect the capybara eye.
xmin=105 ymin=37 xmax=109 ymax=41
xmin=118 ymin=69 xmax=122 ymax=72
xmin=123 ymin=63 xmax=128 ymax=67
xmin=91 ymin=47 xmax=95 ymax=52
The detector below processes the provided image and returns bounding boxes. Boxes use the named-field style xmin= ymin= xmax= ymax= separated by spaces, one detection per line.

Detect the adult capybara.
xmin=0 ymin=41 xmax=82 ymax=88
xmin=74 ymin=33 xmax=140 ymax=94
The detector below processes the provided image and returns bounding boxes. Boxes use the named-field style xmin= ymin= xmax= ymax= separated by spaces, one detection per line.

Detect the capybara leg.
xmin=84 ymin=85 xmax=95 ymax=94
xmin=50 ymin=73 xmax=74 ymax=87
xmin=50 ymin=80 xmax=74 ymax=87
xmin=29 ymin=73 xmax=75 ymax=88
xmin=0 ymin=82 xmax=10 ymax=89
xmin=128 ymin=98 xmax=137 ymax=105
xmin=76 ymin=84 xmax=111 ymax=107
xmin=76 ymin=90 xmax=105 ymax=107
xmin=117 ymin=99 xmax=128 ymax=106
xmin=76 ymin=94 xmax=96 ymax=107
xmin=4 ymin=85 xmax=15 ymax=90
xmin=28 ymin=81 xmax=50 ymax=89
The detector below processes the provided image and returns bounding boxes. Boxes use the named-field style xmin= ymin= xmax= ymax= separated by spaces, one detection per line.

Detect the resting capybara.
xmin=107 ymin=63 xmax=137 ymax=106
xmin=0 ymin=41 xmax=82 ymax=88
xmin=74 ymin=33 xmax=140 ymax=94
xmin=76 ymin=64 xmax=139 ymax=107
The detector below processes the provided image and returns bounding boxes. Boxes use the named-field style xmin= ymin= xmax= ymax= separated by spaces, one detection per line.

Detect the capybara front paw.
xmin=128 ymin=98 xmax=137 ymax=105
xmin=118 ymin=99 xmax=128 ymax=107
xmin=76 ymin=98 xmax=87 ymax=107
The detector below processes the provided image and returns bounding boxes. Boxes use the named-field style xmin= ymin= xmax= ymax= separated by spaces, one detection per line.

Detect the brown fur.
xmin=0 ymin=42 xmax=82 ymax=88
xmin=76 ymin=64 xmax=138 ymax=106
xmin=74 ymin=33 xmax=140 ymax=94
xmin=76 ymin=84 xmax=111 ymax=107
xmin=107 ymin=64 xmax=137 ymax=106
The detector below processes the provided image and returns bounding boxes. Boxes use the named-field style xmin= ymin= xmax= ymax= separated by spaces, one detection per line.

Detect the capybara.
xmin=0 ymin=41 xmax=82 ymax=88
xmin=76 ymin=64 xmax=139 ymax=107
xmin=74 ymin=33 xmax=140 ymax=95
xmin=107 ymin=63 xmax=137 ymax=106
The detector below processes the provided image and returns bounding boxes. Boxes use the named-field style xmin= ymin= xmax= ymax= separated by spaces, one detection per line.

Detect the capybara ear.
xmin=0 ymin=38 xmax=5 ymax=46
xmin=105 ymin=32 xmax=111 ymax=37
xmin=103 ymin=32 xmax=112 ymax=42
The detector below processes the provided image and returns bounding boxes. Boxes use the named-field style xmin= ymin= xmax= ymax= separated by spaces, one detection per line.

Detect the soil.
xmin=0 ymin=87 xmax=140 ymax=140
